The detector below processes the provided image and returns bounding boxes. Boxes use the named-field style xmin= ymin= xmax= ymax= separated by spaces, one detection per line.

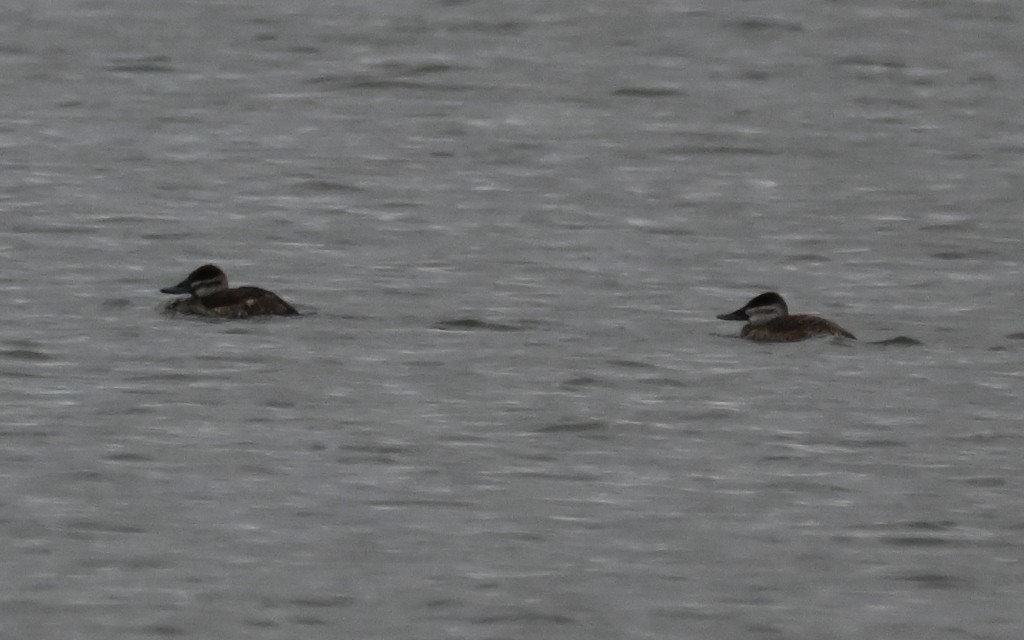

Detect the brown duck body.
xmin=718 ymin=291 xmax=856 ymax=343
xmin=160 ymin=264 xmax=299 ymax=319
xmin=164 ymin=286 xmax=298 ymax=318
xmin=739 ymin=314 xmax=856 ymax=342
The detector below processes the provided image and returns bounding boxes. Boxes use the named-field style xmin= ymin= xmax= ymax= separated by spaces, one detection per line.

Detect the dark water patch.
xmin=378 ymin=200 xmax=428 ymax=210
xmin=372 ymin=61 xmax=465 ymax=77
xmin=104 ymin=451 xmax=158 ymax=463
xmin=638 ymin=376 xmax=689 ymax=388
xmin=520 ymin=445 xmax=566 ymax=461
xmin=0 ymin=43 xmax=31 ymax=55
xmin=305 ymin=73 xmax=477 ymax=92
xmin=841 ymin=520 xmax=963 ymax=546
xmin=338 ymin=443 xmax=409 ymax=464
xmin=264 ymin=399 xmax=295 ymax=409
xmin=745 ymin=622 xmax=785 ymax=636
xmin=287 ymin=595 xmax=356 ymax=609
xmin=869 ymin=336 xmax=923 ymax=346
xmin=3 ymin=339 xmax=44 ymax=350
xmin=881 ymin=536 xmax=956 ymax=547
xmin=641 ymin=226 xmax=696 ymax=237
xmin=10 ymin=223 xmax=95 ymax=234
xmin=1 ymin=348 xmax=51 ymax=361
xmin=901 ymin=520 xmax=957 ymax=531
xmin=471 ymin=607 xmax=575 ymax=625
xmin=612 ymin=86 xmax=684 ymax=98
xmin=1005 ymin=332 xmax=1024 ymax=340
xmin=838 ymin=437 xmax=907 ymax=448
xmin=433 ymin=317 xmax=529 ymax=332
xmin=194 ymin=352 xmax=270 ymax=365
xmin=950 ymin=430 xmax=1022 ymax=443
xmin=100 ymin=298 xmax=132 ymax=310
xmin=288 ymin=178 xmax=364 ymax=194
xmin=131 ymin=371 xmax=202 ymax=383
xmin=728 ymin=18 xmax=804 ymax=33
xmin=605 ymin=358 xmax=658 ymax=370
xmin=447 ymin=19 xmax=529 ymax=35
xmin=81 ymin=555 xmax=169 ymax=570
xmin=0 ymin=427 xmax=53 ymax=440
xmin=964 ymin=476 xmax=1005 ymax=487
xmin=367 ymin=499 xmax=474 ymax=508
xmin=853 ymin=95 xmax=920 ymax=109
xmin=919 ymin=221 xmax=975 ymax=232
xmin=66 ymin=519 xmax=147 ymax=535
xmin=141 ymin=230 xmax=193 ymax=240
xmin=787 ymin=253 xmax=830 ymax=262
xmin=560 ymin=375 xmax=615 ymax=390
xmin=58 ymin=470 xmax=105 ymax=483
xmin=239 ymin=463 xmax=281 ymax=476
xmin=994 ymin=141 xmax=1024 ymax=154
xmin=302 ymin=73 xmax=358 ymax=89
xmin=404 ymin=358 xmax=446 ymax=369
xmin=535 ymin=419 xmax=607 ymax=434
xmin=294 ymin=508 xmax=330 ymax=518
xmin=651 ymin=605 xmax=720 ymax=621
xmin=403 ymin=62 xmax=458 ymax=75
xmin=943 ymin=4 xmax=1016 ymax=21
xmin=682 ymin=410 xmax=737 ymax=423
xmin=930 ymin=251 xmax=976 ymax=260
xmin=739 ymin=68 xmax=772 ymax=81
xmin=765 ymin=479 xmax=850 ymax=493
xmin=424 ymin=596 xmax=462 ymax=609
xmin=133 ymin=623 xmax=186 ymax=636
xmin=893 ymin=573 xmax=965 ymax=590
xmin=659 ymin=144 xmax=778 ymax=157
xmin=107 ymin=55 xmax=175 ymax=73
xmin=349 ymin=78 xmax=478 ymax=92
xmin=436 ymin=433 xmax=489 ymax=446
xmin=333 ymin=448 xmax=401 ymax=464
xmin=244 ymin=618 xmax=280 ymax=629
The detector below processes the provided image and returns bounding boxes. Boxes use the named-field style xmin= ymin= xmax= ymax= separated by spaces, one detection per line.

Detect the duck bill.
xmin=716 ymin=309 xmax=748 ymax=321
xmin=160 ymin=280 xmax=191 ymax=295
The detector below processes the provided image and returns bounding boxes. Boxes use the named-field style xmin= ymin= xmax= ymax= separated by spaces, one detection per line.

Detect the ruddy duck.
xmin=717 ymin=291 xmax=855 ymax=342
xmin=160 ymin=264 xmax=299 ymax=318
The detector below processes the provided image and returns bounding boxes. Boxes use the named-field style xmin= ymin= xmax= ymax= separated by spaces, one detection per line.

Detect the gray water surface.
xmin=2 ymin=1 xmax=1023 ymax=638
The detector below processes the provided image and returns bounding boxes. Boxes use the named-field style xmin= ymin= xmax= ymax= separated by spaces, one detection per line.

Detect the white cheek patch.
xmin=192 ymin=282 xmax=218 ymax=297
xmin=745 ymin=306 xmax=779 ymax=324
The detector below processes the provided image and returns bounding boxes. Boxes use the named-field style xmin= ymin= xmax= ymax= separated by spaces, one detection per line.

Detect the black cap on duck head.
xmin=717 ymin=291 xmax=788 ymax=321
xmin=160 ymin=264 xmax=228 ymax=297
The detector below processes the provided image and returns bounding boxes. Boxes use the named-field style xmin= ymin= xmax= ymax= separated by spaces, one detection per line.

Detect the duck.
xmin=717 ymin=291 xmax=855 ymax=342
xmin=160 ymin=264 xmax=299 ymax=318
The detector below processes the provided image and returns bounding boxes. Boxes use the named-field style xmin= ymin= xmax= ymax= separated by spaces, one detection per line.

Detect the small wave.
xmin=612 ymin=86 xmax=684 ymax=98
xmin=432 ymin=317 xmax=530 ymax=332
xmin=535 ymin=419 xmax=608 ymax=434
xmin=869 ymin=336 xmax=923 ymax=346
xmin=0 ymin=348 xmax=52 ymax=361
